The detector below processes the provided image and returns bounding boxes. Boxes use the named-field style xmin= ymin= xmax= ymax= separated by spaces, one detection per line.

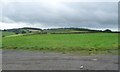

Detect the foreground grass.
xmin=2 ymin=33 xmax=119 ymax=53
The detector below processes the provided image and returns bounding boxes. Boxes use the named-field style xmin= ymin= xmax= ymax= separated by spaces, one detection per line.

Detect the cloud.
xmin=0 ymin=22 xmax=45 ymax=30
xmin=1 ymin=0 xmax=119 ymax=2
xmin=1 ymin=2 xmax=118 ymax=31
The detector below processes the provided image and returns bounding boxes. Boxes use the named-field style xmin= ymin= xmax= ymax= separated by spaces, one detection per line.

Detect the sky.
xmin=0 ymin=0 xmax=119 ymax=31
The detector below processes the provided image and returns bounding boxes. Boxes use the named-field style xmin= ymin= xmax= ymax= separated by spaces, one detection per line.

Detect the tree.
xmin=15 ymin=32 xmax=19 ymax=34
xmin=3 ymin=29 xmax=7 ymax=31
xmin=104 ymin=29 xmax=112 ymax=32
xmin=21 ymin=30 xmax=26 ymax=34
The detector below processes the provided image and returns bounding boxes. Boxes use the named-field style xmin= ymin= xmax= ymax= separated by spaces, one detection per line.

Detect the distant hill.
xmin=2 ymin=27 xmax=117 ymax=37
xmin=22 ymin=27 xmax=42 ymax=30
xmin=3 ymin=27 xmax=42 ymax=34
xmin=43 ymin=28 xmax=103 ymax=34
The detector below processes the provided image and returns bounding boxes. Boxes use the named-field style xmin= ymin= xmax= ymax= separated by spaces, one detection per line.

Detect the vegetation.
xmin=2 ymin=27 xmax=41 ymax=37
xmin=104 ymin=29 xmax=112 ymax=32
xmin=2 ymin=27 xmax=119 ymax=55
xmin=2 ymin=27 xmax=114 ymax=36
xmin=2 ymin=31 xmax=16 ymax=37
xmin=0 ymin=30 xmax=2 ymax=48
xmin=2 ymin=33 xmax=119 ymax=53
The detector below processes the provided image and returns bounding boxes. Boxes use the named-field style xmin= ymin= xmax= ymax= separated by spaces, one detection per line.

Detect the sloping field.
xmin=2 ymin=33 xmax=119 ymax=52
xmin=2 ymin=31 xmax=16 ymax=37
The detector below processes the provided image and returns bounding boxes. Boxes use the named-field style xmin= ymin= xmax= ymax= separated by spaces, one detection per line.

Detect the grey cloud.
xmin=2 ymin=2 xmax=118 ymax=30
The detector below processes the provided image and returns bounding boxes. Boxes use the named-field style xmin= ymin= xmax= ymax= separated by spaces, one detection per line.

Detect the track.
xmin=2 ymin=50 xmax=118 ymax=70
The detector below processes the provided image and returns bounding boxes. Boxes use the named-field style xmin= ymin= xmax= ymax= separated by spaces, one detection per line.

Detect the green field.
xmin=2 ymin=33 xmax=119 ymax=54
xmin=2 ymin=31 xmax=16 ymax=37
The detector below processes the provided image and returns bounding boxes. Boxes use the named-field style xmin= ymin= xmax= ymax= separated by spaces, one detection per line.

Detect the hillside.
xmin=2 ymin=27 xmax=115 ymax=37
xmin=2 ymin=27 xmax=42 ymax=37
xmin=43 ymin=28 xmax=103 ymax=34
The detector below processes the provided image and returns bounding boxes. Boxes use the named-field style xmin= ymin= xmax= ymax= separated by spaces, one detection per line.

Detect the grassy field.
xmin=2 ymin=33 xmax=119 ymax=54
xmin=2 ymin=31 xmax=16 ymax=37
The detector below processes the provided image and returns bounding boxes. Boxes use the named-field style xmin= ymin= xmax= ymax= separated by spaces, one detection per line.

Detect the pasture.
xmin=2 ymin=31 xmax=16 ymax=37
xmin=2 ymin=33 xmax=119 ymax=54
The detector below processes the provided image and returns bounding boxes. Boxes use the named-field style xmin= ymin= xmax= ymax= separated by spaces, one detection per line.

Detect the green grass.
xmin=2 ymin=33 xmax=119 ymax=53
xmin=0 ymin=31 xmax=2 ymax=48
xmin=2 ymin=31 xmax=16 ymax=37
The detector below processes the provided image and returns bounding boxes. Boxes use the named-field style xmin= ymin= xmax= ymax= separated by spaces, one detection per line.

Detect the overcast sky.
xmin=0 ymin=0 xmax=119 ymax=31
